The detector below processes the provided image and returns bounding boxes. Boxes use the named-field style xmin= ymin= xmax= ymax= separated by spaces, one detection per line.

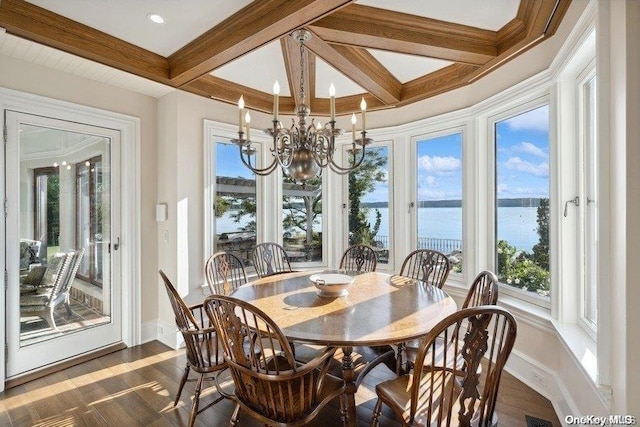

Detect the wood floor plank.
xmin=1 ymin=341 xmax=560 ymax=427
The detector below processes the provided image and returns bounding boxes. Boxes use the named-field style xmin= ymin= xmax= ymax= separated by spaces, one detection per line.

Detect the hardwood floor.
xmin=0 ymin=341 xmax=561 ymax=427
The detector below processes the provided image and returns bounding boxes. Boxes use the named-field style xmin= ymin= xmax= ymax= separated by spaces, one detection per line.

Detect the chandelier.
xmin=231 ymin=29 xmax=372 ymax=185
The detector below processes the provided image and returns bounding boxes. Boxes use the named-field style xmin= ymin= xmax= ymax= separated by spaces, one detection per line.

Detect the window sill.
xmin=497 ymin=294 xmax=599 ymax=386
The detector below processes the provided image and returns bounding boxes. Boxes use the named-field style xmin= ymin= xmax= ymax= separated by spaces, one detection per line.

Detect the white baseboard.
xmin=142 ymin=319 xmax=180 ymax=349
xmin=505 ymin=349 xmax=579 ymax=424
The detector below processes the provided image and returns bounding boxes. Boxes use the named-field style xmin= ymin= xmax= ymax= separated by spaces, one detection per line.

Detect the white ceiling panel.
xmin=368 ymin=50 xmax=452 ymax=83
xmin=357 ymin=0 xmax=519 ymax=31
xmin=315 ymin=58 xmax=364 ymax=98
xmin=25 ymin=0 xmax=253 ymax=56
xmin=210 ymin=40 xmax=291 ymax=96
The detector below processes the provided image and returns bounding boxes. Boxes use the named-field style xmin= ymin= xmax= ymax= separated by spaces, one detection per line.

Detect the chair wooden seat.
xmin=252 ymin=242 xmax=293 ymax=278
xmin=399 ymin=249 xmax=452 ymax=288
xmin=205 ymin=251 xmax=247 ymax=295
xmin=372 ymin=306 xmax=516 ymax=427
xmin=159 ymin=270 xmax=228 ymax=427
xmin=204 ymin=294 xmax=346 ymax=426
xmin=339 ymin=244 xmax=377 ymax=273
xmin=401 ymin=270 xmax=499 ymax=375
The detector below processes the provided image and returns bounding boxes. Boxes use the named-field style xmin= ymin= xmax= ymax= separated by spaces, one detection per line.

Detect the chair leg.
xmin=230 ymin=403 xmax=241 ymax=426
xmin=371 ymin=399 xmax=383 ymax=427
xmin=339 ymin=394 xmax=348 ymax=426
xmin=188 ymin=374 xmax=204 ymax=427
xmin=43 ymin=308 xmax=58 ymax=331
xmin=174 ymin=363 xmax=191 ymax=406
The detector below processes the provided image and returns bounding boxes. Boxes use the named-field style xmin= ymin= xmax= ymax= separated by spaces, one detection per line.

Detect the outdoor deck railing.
xmin=373 ymin=235 xmax=462 ymax=255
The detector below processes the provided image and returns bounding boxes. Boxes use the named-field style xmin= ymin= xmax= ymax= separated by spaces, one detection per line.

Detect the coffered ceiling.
xmin=0 ymin=0 xmax=571 ymax=116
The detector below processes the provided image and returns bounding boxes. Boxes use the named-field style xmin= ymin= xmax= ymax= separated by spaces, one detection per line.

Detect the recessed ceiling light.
xmin=147 ymin=13 xmax=165 ymax=24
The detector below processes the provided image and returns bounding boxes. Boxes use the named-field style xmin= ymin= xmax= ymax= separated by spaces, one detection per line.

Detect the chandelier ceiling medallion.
xmin=232 ymin=29 xmax=372 ymax=185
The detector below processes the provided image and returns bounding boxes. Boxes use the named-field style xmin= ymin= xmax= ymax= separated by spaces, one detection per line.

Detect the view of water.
xmin=216 ymin=206 xmax=542 ymax=253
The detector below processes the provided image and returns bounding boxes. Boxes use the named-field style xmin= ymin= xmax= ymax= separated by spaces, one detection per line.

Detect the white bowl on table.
xmin=310 ymin=272 xmax=355 ymax=297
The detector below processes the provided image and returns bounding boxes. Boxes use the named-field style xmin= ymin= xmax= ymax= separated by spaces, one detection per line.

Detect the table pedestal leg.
xmin=340 ymin=346 xmax=357 ymax=427
xmin=396 ymin=342 xmax=406 ymax=375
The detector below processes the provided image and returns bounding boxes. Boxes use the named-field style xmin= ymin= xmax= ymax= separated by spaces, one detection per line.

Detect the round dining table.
xmin=230 ymin=270 xmax=457 ymax=427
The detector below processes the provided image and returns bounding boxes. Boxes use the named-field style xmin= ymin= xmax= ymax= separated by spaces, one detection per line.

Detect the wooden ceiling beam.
xmin=0 ymin=0 xmax=170 ymax=84
xmin=281 ymin=35 xmax=313 ymax=108
xmin=168 ymin=0 xmax=354 ymax=87
xmin=304 ymin=31 xmax=402 ymax=105
xmin=309 ymin=4 xmax=497 ymax=66
xmin=399 ymin=64 xmax=479 ymax=107
xmin=182 ymin=75 xmax=296 ymax=114
xmin=470 ymin=0 xmax=571 ymax=83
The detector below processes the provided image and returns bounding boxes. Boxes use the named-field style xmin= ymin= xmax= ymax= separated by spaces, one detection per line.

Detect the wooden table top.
xmin=230 ymin=270 xmax=457 ymax=347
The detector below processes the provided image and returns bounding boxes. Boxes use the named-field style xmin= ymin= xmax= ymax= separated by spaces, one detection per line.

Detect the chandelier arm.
xmin=326 ymin=143 xmax=367 ymax=174
xmin=238 ymin=144 xmax=280 ymax=176
xmin=272 ymin=134 xmax=294 ymax=169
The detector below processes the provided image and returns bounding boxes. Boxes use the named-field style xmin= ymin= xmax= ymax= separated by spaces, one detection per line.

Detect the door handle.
xmin=113 ymin=237 xmax=120 ymax=251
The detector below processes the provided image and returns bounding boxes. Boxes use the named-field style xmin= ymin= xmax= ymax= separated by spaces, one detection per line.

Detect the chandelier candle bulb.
xmin=273 ymin=81 xmax=280 ymax=122
xmin=245 ymin=112 xmax=251 ymax=141
xmin=360 ymin=98 xmax=367 ymax=132
xmin=329 ymin=83 xmax=336 ymax=121
xmin=238 ymin=96 xmax=245 ymax=134
xmin=351 ymin=113 xmax=356 ymax=143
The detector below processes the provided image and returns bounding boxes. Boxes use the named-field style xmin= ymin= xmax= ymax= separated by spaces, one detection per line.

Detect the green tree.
xmin=282 ymin=175 xmax=322 ymax=245
xmin=348 ymin=148 xmax=387 ymax=245
xmin=214 ymin=195 xmax=233 ymax=218
xmin=532 ymin=197 xmax=550 ymax=270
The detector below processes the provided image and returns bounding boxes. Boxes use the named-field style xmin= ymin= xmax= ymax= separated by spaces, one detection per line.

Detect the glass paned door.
xmin=5 ymin=111 xmax=121 ymax=378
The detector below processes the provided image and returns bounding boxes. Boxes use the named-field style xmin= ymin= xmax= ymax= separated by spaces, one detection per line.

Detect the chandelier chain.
xmin=299 ymin=40 xmax=305 ymax=105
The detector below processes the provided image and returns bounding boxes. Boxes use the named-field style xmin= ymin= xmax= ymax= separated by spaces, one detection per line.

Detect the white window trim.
xmin=486 ymin=96 xmax=553 ymax=310
xmin=340 ymin=139 xmax=394 ymax=271
xmin=410 ymin=126 xmax=467 ymax=284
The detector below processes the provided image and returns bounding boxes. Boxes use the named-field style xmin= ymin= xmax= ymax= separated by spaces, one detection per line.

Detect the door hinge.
xmin=4 ymin=198 xmax=7 ymax=218
xmin=3 ymin=123 xmax=7 ymax=144
xmin=4 ymin=269 xmax=7 ymax=291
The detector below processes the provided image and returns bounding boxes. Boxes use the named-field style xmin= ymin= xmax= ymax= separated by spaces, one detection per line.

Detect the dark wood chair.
xmin=205 ymin=251 xmax=247 ymax=295
xmin=372 ymin=305 xmax=517 ymax=427
xmin=204 ymin=294 xmax=346 ymax=426
xmin=339 ymin=244 xmax=377 ymax=272
xmin=159 ymin=270 xmax=227 ymax=427
xmin=401 ymin=270 xmax=500 ymax=375
xmin=252 ymin=242 xmax=293 ymax=278
xmin=399 ymin=249 xmax=452 ymax=288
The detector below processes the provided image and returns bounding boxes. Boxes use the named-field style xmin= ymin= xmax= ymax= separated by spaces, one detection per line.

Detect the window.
xmin=581 ymin=75 xmax=598 ymax=331
xmin=282 ymin=175 xmax=322 ymax=263
xmin=76 ymin=156 xmax=104 ymax=286
xmin=494 ymin=105 xmax=550 ymax=302
xmin=33 ymin=167 xmax=60 ymax=259
xmin=213 ymin=141 xmax=257 ymax=269
xmin=347 ymin=145 xmax=390 ymax=266
xmin=415 ymin=132 xmax=463 ymax=274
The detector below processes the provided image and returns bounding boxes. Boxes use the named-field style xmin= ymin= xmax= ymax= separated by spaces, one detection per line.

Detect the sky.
xmin=215 ymin=103 xmax=550 ymax=203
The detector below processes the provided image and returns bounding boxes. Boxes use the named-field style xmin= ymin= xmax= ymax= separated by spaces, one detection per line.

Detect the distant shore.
xmin=362 ymin=197 xmax=547 ymax=209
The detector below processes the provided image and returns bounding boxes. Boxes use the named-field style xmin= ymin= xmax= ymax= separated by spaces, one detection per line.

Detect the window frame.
xmin=411 ymin=126 xmax=466 ymax=280
xmin=204 ymin=120 xmax=266 ymax=264
xmin=577 ymin=66 xmax=598 ymax=338
xmin=341 ymin=140 xmax=394 ymax=271
xmin=487 ymin=97 xmax=552 ymax=310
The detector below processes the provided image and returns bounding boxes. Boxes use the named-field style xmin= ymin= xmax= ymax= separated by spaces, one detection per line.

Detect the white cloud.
xmin=504 ymin=156 xmax=549 ymax=177
xmin=504 ymin=106 xmax=549 ymax=132
xmin=418 ymin=155 xmax=461 ymax=174
xmin=426 ymin=176 xmax=436 ymax=185
xmin=515 ymin=142 xmax=547 ymax=158
xmin=497 ymin=183 xmax=509 ymax=194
